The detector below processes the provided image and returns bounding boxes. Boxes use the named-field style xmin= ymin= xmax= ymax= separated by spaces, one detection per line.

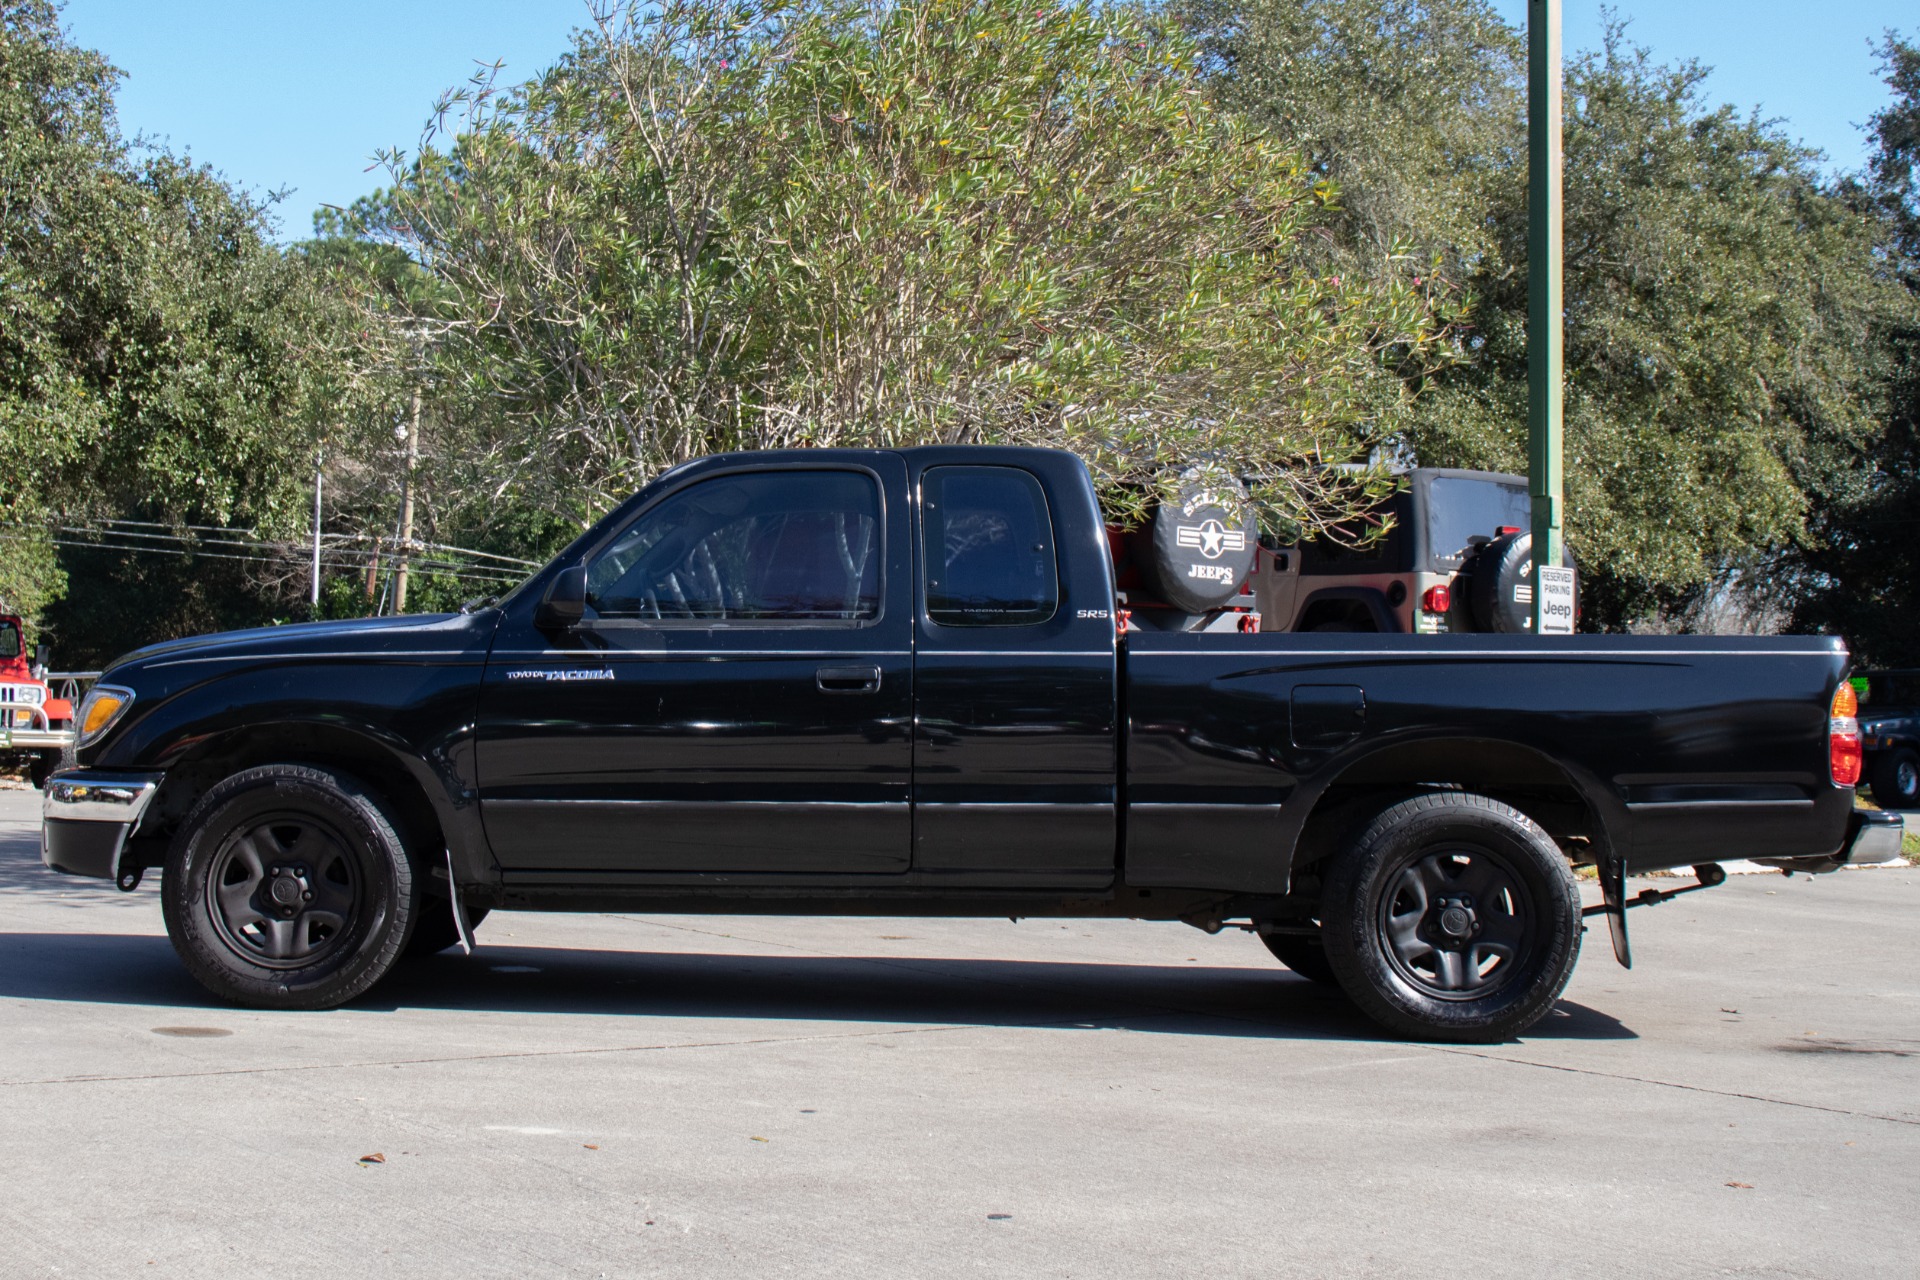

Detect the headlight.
xmin=77 ymin=685 xmax=135 ymax=746
xmin=14 ymin=685 xmax=44 ymax=706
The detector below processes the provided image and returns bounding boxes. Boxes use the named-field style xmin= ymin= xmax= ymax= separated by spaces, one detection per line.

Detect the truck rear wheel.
xmin=1868 ymin=747 xmax=1920 ymax=810
xmin=161 ymin=764 xmax=420 ymax=1010
xmin=1320 ymin=793 xmax=1581 ymax=1043
xmin=1258 ymin=930 xmax=1340 ymax=986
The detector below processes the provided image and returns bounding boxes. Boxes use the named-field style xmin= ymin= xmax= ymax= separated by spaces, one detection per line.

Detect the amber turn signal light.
xmin=1830 ymin=682 xmax=1862 ymax=787
xmin=77 ymin=686 xmax=133 ymax=745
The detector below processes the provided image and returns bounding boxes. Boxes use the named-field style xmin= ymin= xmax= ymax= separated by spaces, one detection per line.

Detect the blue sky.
xmin=59 ymin=1 xmax=1913 ymax=243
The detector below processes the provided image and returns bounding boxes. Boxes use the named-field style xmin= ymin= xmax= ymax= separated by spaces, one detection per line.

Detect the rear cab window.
xmin=921 ymin=466 xmax=1059 ymax=627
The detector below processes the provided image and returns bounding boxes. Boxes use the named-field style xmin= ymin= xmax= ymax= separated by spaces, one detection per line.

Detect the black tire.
xmin=405 ymin=903 xmax=490 ymax=957
xmin=161 ymin=764 xmax=421 ymax=1010
xmin=1320 ymin=792 xmax=1582 ymax=1043
xmin=1259 ymin=930 xmax=1340 ymax=986
xmin=1465 ymin=532 xmax=1578 ymax=634
xmin=1869 ymin=747 xmax=1920 ymax=810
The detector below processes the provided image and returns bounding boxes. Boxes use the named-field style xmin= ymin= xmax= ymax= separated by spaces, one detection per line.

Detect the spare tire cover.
xmin=1139 ymin=469 xmax=1258 ymax=614
xmin=1467 ymin=531 xmax=1577 ymax=633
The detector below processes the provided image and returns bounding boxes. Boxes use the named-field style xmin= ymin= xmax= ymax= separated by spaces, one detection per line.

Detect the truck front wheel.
xmin=1320 ymin=793 xmax=1581 ymax=1043
xmin=161 ymin=764 xmax=420 ymax=1010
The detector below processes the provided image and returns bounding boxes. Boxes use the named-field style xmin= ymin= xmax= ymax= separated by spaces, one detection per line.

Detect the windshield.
xmin=1425 ymin=477 xmax=1530 ymax=572
xmin=0 ymin=621 xmax=18 ymax=660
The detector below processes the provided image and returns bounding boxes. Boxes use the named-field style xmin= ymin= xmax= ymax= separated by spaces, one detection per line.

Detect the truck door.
xmin=909 ymin=455 xmax=1119 ymax=887
xmin=476 ymin=457 xmax=913 ymax=875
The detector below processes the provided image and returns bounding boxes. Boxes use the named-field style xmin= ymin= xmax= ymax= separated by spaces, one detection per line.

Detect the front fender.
xmin=92 ymin=652 xmax=494 ymax=886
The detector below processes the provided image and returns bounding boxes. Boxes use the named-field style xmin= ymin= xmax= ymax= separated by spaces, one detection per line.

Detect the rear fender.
xmin=1278 ymin=732 xmax=1628 ymax=890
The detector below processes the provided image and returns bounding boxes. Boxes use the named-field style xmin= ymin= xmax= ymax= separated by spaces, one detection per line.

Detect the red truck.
xmin=0 ymin=614 xmax=76 ymax=787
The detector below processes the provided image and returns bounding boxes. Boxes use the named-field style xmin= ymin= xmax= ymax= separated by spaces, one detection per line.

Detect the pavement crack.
xmin=1422 ymin=1046 xmax=1920 ymax=1127
xmin=0 ymin=1020 xmax=982 ymax=1088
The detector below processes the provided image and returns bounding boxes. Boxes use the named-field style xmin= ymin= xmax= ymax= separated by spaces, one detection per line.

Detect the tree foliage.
xmin=326 ymin=0 xmax=1442 ymax=547
xmin=1 ymin=0 xmax=350 ymax=643
xmin=1787 ymin=35 xmax=1920 ymax=661
xmin=1183 ymin=3 xmax=1910 ymax=628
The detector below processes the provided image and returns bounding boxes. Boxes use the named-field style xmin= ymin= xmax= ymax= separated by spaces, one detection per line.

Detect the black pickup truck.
xmin=42 ymin=447 xmax=1902 ymax=1042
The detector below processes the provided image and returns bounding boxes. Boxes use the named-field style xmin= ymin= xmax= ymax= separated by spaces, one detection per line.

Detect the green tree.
xmin=2 ymin=1 xmax=350 ymax=650
xmin=1409 ymin=34 xmax=1901 ymax=627
xmin=1788 ymin=35 xmax=1920 ymax=660
xmin=331 ymin=0 xmax=1443 ymax=549
xmin=1181 ymin=6 xmax=1906 ymax=629
xmin=1175 ymin=0 xmax=1522 ymax=278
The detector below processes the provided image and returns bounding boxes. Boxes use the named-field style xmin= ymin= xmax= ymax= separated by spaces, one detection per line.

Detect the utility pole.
xmin=310 ymin=451 xmax=324 ymax=611
xmin=1528 ymin=0 xmax=1573 ymax=635
xmin=393 ymin=388 xmax=421 ymax=614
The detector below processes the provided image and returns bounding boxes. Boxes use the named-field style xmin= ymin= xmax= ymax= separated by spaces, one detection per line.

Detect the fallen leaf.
xmin=750 ymin=1136 xmax=769 ymax=1143
xmin=1725 ymin=1181 xmax=1753 ymax=1189
xmin=584 ymin=1144 xmax=600 ymax=1150
xmin=1720 ymin=1008 xmax=1739 ymax=1014
xmin=359 ymin=1153 xmax=386 ymax=1164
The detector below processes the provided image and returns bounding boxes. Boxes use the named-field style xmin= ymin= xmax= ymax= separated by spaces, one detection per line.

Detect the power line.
xmin=0 ymin=533 xmax=524 ymax=587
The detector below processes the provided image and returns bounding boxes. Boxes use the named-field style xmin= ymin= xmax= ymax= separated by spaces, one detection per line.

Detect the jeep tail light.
xmin=1422 ymin=585 xmax=1451 ymax=614
xmin=1830 ymin=681 xmax=1862 ymax=787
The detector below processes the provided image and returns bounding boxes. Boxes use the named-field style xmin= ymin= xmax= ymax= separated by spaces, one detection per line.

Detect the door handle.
xmin=817 ymin=665 xmax=883 ymax=694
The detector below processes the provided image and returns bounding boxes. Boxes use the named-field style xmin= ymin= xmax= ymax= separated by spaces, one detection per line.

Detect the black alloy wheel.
xmin=162 ymin=764 xmax=419 ymax=1009
xmin=1375 ymin=846 xmax=1533 ymax=999
xmin=1869 ymin=747 xmax=1920 ymax=810
xmin=1320 ymin=792 xmax=1582 ymax=1043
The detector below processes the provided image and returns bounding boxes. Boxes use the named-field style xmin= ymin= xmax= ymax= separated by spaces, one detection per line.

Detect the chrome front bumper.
xmin=41 ymin=771 xmax=164 ymax=880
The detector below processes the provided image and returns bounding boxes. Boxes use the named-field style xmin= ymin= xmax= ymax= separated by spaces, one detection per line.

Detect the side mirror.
xmin=31 ymin=642 xmax=50 ymax=676
xmin=534 ymin=565 xmax=587 ymax=631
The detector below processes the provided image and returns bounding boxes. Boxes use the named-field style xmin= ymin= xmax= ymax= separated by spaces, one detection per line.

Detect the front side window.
xmin=922 ymin=466 xmax=1058 ymax=627
xmin=588 ymin=470 xmax=881 ymax=623
xmin=0 ymin=622 xmax=17 ymax=660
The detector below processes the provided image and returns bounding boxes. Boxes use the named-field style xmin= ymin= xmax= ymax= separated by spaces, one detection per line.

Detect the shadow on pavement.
xmin=0 ymin=929 xmax=1636 ymax=1044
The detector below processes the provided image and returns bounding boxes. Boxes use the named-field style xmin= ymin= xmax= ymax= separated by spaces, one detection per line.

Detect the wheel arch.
xmin=1293 ymin=587 xmax=1400 ymax=633
xmin=1279 ymin=734 xmax=1624 ymax=891
xmin=130 ymin=719 xmax=492 ymax=886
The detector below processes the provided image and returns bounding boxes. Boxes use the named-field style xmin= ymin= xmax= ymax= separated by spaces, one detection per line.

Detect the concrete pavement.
xmin=1 ymin=786 xmax=1915 ymax=1278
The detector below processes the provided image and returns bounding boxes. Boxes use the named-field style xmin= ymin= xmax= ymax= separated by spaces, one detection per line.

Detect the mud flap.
xmin=1598 ymin=850 xmax=1630 ymax=969
xmin=444 ymin=848 xmax=476 ymax=956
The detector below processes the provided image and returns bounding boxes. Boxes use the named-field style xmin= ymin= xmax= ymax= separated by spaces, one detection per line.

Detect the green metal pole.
xmin=1528 ymin=0 xmax=1565 ymax=631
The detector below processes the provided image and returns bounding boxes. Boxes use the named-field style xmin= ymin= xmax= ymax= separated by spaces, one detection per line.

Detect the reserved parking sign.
xmin=1537 ymin=565 xmax=1576 ymax=635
